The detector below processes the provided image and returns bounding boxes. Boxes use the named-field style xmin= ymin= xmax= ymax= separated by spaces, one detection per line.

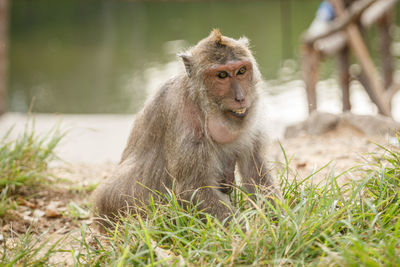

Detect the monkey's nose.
xmin=233 ymin=83 xmax=245 ymax=103
xmin=234 ymin=94 xmax=245 ymax=103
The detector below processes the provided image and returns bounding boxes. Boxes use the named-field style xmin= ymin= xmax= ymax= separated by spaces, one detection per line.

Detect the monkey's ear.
xmin=178 ymin=53 xmax=193 ymax=78
xmin=238 ymin=37 xmax=250 ymax=48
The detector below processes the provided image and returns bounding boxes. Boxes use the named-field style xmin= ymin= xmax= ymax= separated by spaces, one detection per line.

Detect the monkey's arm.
xmin=237 ymin=137 xmax=281 ymax=199
xmin=172 ymin=161 xmax=234 ymax=222
xmin=166 ymin=132 xmax=234 ymax=222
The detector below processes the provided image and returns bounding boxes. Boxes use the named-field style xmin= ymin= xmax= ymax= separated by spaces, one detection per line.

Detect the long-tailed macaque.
xmin=93 ymin=30 xmax=281 ymax=224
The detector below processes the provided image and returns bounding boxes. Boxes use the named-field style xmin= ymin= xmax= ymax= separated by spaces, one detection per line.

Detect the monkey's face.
xmin=204 ymin=60 xmax=255 ymax=120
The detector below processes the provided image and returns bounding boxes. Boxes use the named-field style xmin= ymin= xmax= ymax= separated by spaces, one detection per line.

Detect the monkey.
xmin=93 ymin=29 xmax=281 ymax=225
xmin=218 ymin=157 xmax=236 ymax=194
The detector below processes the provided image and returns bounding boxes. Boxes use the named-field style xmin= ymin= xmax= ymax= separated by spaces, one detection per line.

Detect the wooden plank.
xmin=302 ymin=0 xmax=376 ymax=45
xmin=332 ymin=0 xmax=391 ymax=117
xmin=361 ymin=0 xmax=398 ymax=27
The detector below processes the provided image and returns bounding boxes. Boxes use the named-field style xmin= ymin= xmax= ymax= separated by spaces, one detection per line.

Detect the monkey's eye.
xmin=237 ymin=66 xmax=246 ymax=75
xmin=217 ymin=71 xmax=228 ymax=79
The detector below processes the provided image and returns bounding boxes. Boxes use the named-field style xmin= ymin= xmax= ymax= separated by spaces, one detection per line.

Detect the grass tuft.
xmin=0 ymin=118 xmax=65 ymax=265
xmin=0 ymin=120 xmax=63 ymax=194
xmin=0 ymin=119 xmax=63 ymax=219
xmin=1 ymin=227 xmax=65 ymax=266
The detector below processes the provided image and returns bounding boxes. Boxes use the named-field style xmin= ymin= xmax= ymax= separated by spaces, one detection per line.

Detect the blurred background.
xmin=3 ymin=0 xmax=398 ymax=117
xmin=1 ymin=0 xmax=400 ymax=163
xmin=7 ymin=0 xmax=312 ymax=114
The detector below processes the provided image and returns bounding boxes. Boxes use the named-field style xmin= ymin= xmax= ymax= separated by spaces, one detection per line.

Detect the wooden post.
xmin=337 ymin=46 xmax=351 ymax=111
xmin=357 ymin=71 xmax=383 ymax=110
xmin=302 ymin=44 xmax=320 ymax=113
xmin=378 ymin=13 xmax=393 ymax=90
xmin=331 ymin=0 xmax=391 ymax=117
xmin=0 ymin=0 xmax=8 ymax=115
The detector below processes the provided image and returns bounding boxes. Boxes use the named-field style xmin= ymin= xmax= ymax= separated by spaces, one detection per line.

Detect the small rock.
xmin=5 ymin=237 xmax=19 ymax=249
xmin=47 ymin=200 xmax=62 ymax=209
xmin=285 ymin=112 xmax=400 ymax=138
xmin=16 ymin=224 xmax=28 ymax=233
xmin=342 ymin=113 xmax=400 ymax=136
xmin=45 ymin=208 xmax=62 ymax=218
xmin=83 ymin=219 xmax=93 ymax=225
xmin=296 ymin=162 xmax=307 ymax=169
xmin=68 ymin=201 xmax=90 ymax=219
xmin=22 ymin=210 xmax=32 ymax=217
xmin=285 ymin=111 xmax=400 ymax=138
xmin=389 ymin=136 xmax=399 ymax=146
xmin=45 ymin=201 xmax=64 ymax=218
xmin=10 ymin=223 xmax=27 ymax=234
xmin=17 ymin=197 xmax=37 ymax=209
xmin=23 ymin=215 xmax=35 ymax=223
xmin=151 ymin=240 xmax=185 ymax=267
xmin=285 ymin=112 xmax=339 ymax=138
xmin=33 ymin=209 xmax=45 ymax=218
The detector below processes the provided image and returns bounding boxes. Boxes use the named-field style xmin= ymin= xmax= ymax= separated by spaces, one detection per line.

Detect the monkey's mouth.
xmin=229 ymin=107 xmax=248 ymax=118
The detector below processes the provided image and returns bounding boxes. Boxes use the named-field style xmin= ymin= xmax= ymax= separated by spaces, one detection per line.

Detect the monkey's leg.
xmin=93 ymin=158 xmax=149 ymax=225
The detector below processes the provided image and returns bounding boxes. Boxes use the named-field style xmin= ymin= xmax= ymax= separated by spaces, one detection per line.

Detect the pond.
xmin=8 ymin=0 xmax=400 ymax=122
xmin=8 ymin=0 xmax=321 ymax=114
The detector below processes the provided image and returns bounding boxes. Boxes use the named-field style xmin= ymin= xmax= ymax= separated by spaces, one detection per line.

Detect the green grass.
xmin=0 ymin=120 xmax=63 ymax=217
xmin=2 ymin=128 xmax=400 ymax=266
xmin=1 ymin=226 xmax=65 ymax=267
xmin=65 ymin=137 xmax=400 ymax=266
xmin=0 ymin=119 xmax=65 ymax=265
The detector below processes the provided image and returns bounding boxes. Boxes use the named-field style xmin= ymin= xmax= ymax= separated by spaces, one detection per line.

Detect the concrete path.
xmin=0 ymin=113 xmax=133 ymax=164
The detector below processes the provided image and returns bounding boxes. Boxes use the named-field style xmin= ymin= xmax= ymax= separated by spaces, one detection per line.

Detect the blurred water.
xmin=8 ymin=0 xmax=318 ymax=113
xmin=7 ymin=0 xmax=400 ymax=121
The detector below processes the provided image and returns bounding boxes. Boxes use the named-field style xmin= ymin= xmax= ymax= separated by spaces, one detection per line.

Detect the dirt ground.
xmin=273 ymin=124 xmax=395 ymax=183
xmin=1 ymin=120 xmax=397 ymax=264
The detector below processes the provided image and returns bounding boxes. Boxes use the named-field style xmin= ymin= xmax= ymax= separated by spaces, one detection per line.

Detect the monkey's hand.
xmin=179 ymin=186 xmax=234 ymax=223
xmin=237 ymin=139 xmax=282 ymax=202
xmin=217 ymin=179 xmax=234 ymax=194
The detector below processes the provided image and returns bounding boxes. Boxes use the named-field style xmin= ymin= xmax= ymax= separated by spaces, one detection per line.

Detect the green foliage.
xmin=0 ymin=120 xmax=63 ymax=217
xmin=0 ymin=121 xmax=62 ymax=192
xmin=1 ymin=227 xmax=65 ymax=266
xmin=67 ymin=201 xmax=91 ymax=220
xmin=69 ymin=183 xmax=98 ymax=194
